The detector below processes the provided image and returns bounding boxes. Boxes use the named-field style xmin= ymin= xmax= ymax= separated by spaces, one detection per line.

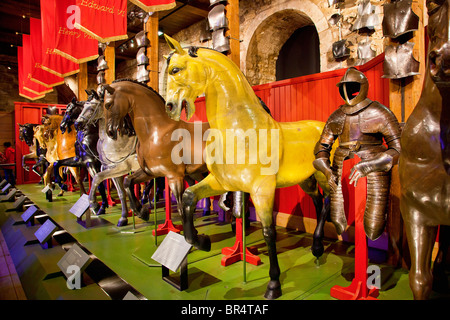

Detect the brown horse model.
xmin=102 ymin=79 xmax=209 ymax=219
xmin=399 ymin=0 xmax=450 ymax=300
xmin=41 ymin=115 xmax=86 ymax=197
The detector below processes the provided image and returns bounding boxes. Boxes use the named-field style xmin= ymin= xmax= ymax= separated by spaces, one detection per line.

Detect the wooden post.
xmin=386 ymin=0 xmax=425 ymax=269
xmin=225 ymin=0 xmax=239 ymax=66
xmin=105 ymin=43 xmax=116 ymax=84
xmin=77 ymin=62 xmax=88 ymax=101
xmin=146 ymin=12 xmax=159 ymax=92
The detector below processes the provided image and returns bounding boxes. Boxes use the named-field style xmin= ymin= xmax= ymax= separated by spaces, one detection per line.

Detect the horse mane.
xmin=112 ymin=78 xmax=166 ymax=104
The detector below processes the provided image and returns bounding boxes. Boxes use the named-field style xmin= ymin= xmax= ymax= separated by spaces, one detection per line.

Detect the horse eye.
xmin=171 ymin=67 xmax=181 ymax=75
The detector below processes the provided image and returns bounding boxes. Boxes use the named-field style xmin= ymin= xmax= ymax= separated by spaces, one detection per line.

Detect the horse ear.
xmin=103 ymin=85 xmax=115 ymax=95
xmin=71 ymin=97 xmax=77 ymax=103
xmin=85 ymin=90 xmax=91 ymax=96
xmin=164 ymin=34 xmax=186 ymax=56
xmin=92 ymin=90 xmax=99 ymax=99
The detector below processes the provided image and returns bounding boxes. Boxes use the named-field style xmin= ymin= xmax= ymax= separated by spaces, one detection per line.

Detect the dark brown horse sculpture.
xmin=102 ymin=79 xmax=210 ymax=220
xmin=399 ymin=0 xmax=450 ymax=300
xmin=42 ymin=115 xmax=86 ymax=197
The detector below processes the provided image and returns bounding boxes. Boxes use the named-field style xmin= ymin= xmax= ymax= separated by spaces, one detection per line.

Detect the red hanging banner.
xmin=22 ymin=34 xmax=54 ymax=96
xmin=41 ymin=0 xmax=98 ymax=64
xmin=40 ymin=0 xmax=80 ymax=78
xmin=75 ymin=0 xmax=128 ymax=43
xmin=17 ymin=46 xmax=46 ymax=101
xmin=128 ymin=0 xmax=176 ymax=12
xmin=29 ymin=18 xmax=65 ymax=88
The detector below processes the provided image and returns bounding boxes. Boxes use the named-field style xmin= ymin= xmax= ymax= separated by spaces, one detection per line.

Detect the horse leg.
xmin=299 ymin=174 xmax=327 ymax=258
xmin=111 ymin=177 xmax=130 ymax=227
xmin=181 ymin=174 xmax=226 ymax=251
xmin=432 ymin=225 xmax=450 ymax=293
xmin=53 ymin=157 xmax=79 ymax=191
xmin=68 ymin=166 xmax=87 ymax=196
xmin=404 ymin=214 xmax=438 ymax=300
xmin=250 ymin=175 xmax=280 ymax=300
xmin=167 ymin=176 xmax=185 ymax=217
xmin=188 ymin=173 xmax=211 ymax=216
xmin=86 ymin=162 xmax=108 ymax=215
xmin=123 ymin=168 xmax=152 ymax=220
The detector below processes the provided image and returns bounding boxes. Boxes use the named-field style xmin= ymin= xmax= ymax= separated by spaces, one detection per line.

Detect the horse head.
xmin=61 ymin=97 xmax=84 ymax=133
xmin=427 ymin=0 xmax=450 ymax=87
xmin=75 ymin=90 xmax=102 ymax=130
xmin=102 ymin=82 xmax=136 ymax=140
xmin=18 ymin=123 xmax=37 ymax=146
xmin=164 ymin=34 xmax=208 ymax=121
xmin=42 ymin=115 xmax=61 ymax=141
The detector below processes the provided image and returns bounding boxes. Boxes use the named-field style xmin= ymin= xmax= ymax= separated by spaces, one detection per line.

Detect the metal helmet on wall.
xmin=336 ymin=67 xmax=369 ymax=106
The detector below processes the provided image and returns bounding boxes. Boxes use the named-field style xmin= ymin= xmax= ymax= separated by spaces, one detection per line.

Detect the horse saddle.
xmin=332 ymin=39 xmax=350 ymax=59
xmin=382 ymin=0 xmax=419 ymax=39
xmin=382 ymin=42 xmax=420 ymax=79
xmin=351 ymin=0 xmax=379 ymax=31
xmin=212 ymin=29 xmax=230 ymax=53
xmin=210 ymin=0 xmax=227 ymax=7
xmin=135 ymin=30 xmax=150 ymax=48
xmin=97 ymin=55 xmax=109 ymax=71
xmin=136 ymin=65 xmax=150 ymax=83
xmin=136 ymin=47 xmax=149 ymax=66
xmin=200 ymin=18 xmax=212 ymax=43
xmin=208 ymin=4 xmax=228 ymax=31
xmin=355 ymin=41 xmax=376 ymax=65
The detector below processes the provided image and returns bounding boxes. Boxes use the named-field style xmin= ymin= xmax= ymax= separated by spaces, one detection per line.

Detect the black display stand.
xmin=6 ymin=195 xmax=28 ymax=212
xmin=162 ymin=255 xmax=188 ymax=291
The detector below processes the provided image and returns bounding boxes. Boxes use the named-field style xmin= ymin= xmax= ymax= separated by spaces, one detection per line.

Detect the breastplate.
xmin=382 ymin=0 xmax=419 ymax=38
xmin=382 ymin=42 xmax=420 ymax=79
xmin=357 ymin=41 xmax=376 ymax=60
xmin=332 ymin=39 xmax=350 ymax=59
xmin=352 ymin=0 xmax=379 ymax=31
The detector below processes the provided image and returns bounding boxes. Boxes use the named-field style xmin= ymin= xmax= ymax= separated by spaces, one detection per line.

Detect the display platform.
xmin=2 ymin=183 xmax=445 ymax=300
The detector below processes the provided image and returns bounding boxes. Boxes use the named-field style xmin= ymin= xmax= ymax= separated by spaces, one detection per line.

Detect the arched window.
xmin=276 ymin=25 xmax=320 ymax=81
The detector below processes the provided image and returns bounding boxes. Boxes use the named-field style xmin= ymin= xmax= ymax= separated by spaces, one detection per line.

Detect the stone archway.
xmin=241 ymin=1 xmax=331 ymax=86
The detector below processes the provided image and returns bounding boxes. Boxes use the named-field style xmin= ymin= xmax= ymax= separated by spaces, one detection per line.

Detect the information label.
xmin=151 ymin=231 xmax=192 ymax=272
xmin=69 ymin=194 xmax=90 ymax=218
xmin=41 ymin=185 xmax=50 ymax=193
xmin=34 ymin=219 xmax=58 ymax=244
xmin=21 ymin=205 xmax=38 ymax=223
xmin=57 ymin=243 xmax=91 ymax=279
xmin=2 ymin=183 xmax=11 ymax=193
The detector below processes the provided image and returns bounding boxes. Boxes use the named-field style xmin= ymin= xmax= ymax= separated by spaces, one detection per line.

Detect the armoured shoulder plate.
xmin=212 ymin=29 xmax=230 ymax=53
xmin=135 ymin=31 xmax=150 ymax=48
xmin=382 ymin=0 xmax=419 ymax=38
xmin=382 ymin=42 xmax=420 ymax=79
xmin=208 ymin=4 xmax=228 ymax=32
xmin=325 ymin=107 xmax=346 ymax=136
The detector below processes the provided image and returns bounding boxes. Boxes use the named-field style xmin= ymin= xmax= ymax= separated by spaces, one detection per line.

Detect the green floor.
xmin=0 ymin=183 xmax=437 ymax=300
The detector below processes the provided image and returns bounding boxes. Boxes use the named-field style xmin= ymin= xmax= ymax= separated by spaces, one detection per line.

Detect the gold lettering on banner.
xmin=80 ymin=0 xmax=124 ymax=16
xmin=58 ymin=26 xmax=95 ymax=40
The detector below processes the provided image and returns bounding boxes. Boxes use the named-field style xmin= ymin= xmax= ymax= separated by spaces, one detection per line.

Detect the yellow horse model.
xmin=164 ymin=35 xmax=334 ymax=299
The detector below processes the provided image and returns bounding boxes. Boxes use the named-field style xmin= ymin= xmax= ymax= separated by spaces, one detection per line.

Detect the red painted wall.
xmin=192 ymin=54 xmax=390 ymax=226
xmin=14 ymin=102 xmax=67 ymax=185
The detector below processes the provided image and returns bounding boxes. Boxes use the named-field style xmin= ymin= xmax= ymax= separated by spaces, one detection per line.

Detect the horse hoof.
xmin=96 ymin=206 xmax=106 ymax=216
xmin=57 ymin=192 xmax=64 ymax=197
xmin=203 ymin=210 xmax=211 ymax=216
xmin=61 ymin=184 xmax=68 ymax=191
xmin=138 ymin=204 xmax=150 ymax=221
xmin=117 ymin=218 xmax=128 ymax=227
xmin=311 ymin=239 xmax=324 ymax=258
xmin=196 ymin=234 xmax=211 ymax=252
xmin=264 ymin=280 xmax=282 ymax=300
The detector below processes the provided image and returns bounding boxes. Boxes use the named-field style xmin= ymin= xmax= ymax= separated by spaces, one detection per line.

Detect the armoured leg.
xmin=330 ymin=150 xmax=348 ymax=234
xmin=364 ymin=172 xmax=391 ymax=240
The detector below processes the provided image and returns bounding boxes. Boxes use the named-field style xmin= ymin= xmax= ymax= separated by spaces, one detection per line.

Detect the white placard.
xmin=151 ymin=231 xmax=192 ymax=272
xmin=69 ymin=194 xmax=90 ymax=218
xmin=41 ymin=185 xmax=50 ymax=193
xmin=21 ymin=205 xmax=38 ymax=222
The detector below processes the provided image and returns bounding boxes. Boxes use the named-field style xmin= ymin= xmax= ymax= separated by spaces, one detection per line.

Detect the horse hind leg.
xmin=123 ymin=168 xmax=152 ymax=221
xmin=250 ymin=175 xmax=281 ymax=299
xmin=299 ymin=174 xmax=327 ymax=258
xmin=112 ymin=177 xmax=130 ymax=227
xmin=403 ymin=211 xmax=438 ymax=299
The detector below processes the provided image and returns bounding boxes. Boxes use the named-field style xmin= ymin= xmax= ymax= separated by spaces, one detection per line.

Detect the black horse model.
xmin=18 ymin=123 xmax=48 ymax=181
xmin=54 ymin=93 xmax=108 ymax=215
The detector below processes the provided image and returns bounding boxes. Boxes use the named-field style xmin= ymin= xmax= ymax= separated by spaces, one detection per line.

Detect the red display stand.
xmin=330 ymin=157 xmax=379 ymax=300
xmin=221 ymin=217 xmax=261 ymax=266
xmin=152 ymin=178 xmax=182 ymax=236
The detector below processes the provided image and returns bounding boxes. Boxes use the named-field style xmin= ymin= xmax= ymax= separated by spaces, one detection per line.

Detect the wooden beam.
xmin=77 ymin=62 xmax=88 ymax=101
xmin=146 ymin=12 xmax=159 ymax=92
xmin=225 ymin=0 xmax=240 ymax=66
xmin=105 ymin=43 xmax=116 ymax=84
